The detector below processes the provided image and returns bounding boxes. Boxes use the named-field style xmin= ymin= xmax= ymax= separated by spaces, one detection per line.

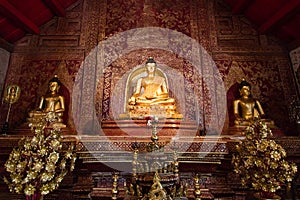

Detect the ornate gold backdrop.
xmin=1 ymin=0 xmax=297 ymax=135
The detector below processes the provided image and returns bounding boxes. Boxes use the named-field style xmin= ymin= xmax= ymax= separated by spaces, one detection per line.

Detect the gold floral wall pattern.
xmin=106 ymin=0 xmax=191 ymax=36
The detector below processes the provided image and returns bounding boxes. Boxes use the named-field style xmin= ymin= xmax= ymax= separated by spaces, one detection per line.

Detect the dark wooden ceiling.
xmin=0 ymin=0 xmax=77 ymax=51
xmin=0 ymin=0 xmax=299 ymax=52
xmin=223 ymin=0 xmax=300 ymax=49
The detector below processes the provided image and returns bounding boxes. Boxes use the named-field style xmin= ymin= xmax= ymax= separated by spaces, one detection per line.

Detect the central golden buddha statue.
xmin=125 ymin=57 xmax=182 ymax=119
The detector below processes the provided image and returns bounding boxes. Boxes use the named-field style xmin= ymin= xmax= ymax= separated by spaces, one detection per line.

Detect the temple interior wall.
xmin=1 ymin=1 xmax=300 ymax=199
xmin=0 ymin=0 xmax=297 ymax=135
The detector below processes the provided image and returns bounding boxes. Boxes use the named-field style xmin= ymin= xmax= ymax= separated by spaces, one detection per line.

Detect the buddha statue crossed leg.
xmin=233 ymin=79 xmax=274 ymax=127
xmin=125 ymin=57 xmax=183 ymax=119
xmin=28 ymin=75 xmax=66 ymax=128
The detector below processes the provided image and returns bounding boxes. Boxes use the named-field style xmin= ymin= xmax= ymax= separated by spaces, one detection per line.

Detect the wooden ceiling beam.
xmin=259 ymin=0 xmax=300 ymax=34
xmin=42 ymin=0 xmax=65 ymax=17
xmin=0 ymin=0 xmax=40 ymax=34
xmin=232 ymin=0 xmax=253 ymax=14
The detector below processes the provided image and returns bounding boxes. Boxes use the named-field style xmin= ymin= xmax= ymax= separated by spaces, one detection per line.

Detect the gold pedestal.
xmin=124 ymin=104 xmax=183 ymax=119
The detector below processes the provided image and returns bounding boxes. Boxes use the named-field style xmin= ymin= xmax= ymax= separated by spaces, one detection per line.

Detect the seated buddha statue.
xmin=126 ymin=57 xmax=183 ymax=119
xmin=233 ymin=79 xmax=274 ymax=127
xmin=28 ymin=75 xmax=66 ymax=128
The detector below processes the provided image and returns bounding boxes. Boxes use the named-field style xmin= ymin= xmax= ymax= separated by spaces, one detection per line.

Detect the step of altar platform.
xmin=100 ymin=119 xmax=201 ymax=137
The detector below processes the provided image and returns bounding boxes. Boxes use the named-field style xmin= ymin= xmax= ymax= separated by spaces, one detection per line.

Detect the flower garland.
xmin=232 ymin=120 xmax=297 ymax=194
xmin=4 ymin=116 xmax=76 ymax=197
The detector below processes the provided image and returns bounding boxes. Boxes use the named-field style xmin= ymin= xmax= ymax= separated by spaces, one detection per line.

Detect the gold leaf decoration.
xmin=232 ymin=119 xmax=297 ymax=194
xmin=4 ymin=115 xmax=76 ymax=197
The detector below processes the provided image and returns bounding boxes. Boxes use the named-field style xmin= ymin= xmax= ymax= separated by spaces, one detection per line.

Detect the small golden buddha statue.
xmin=233 ymin=79 xmax=274 ymax=127
xmin=28 ymin=75 xmax=66 ymax=128
xmin=126 ymin=57 xmax=182 ymax=119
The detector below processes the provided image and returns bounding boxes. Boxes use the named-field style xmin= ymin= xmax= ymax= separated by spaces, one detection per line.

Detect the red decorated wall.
xmin=0 ymin=0 xmax=297 ymax=135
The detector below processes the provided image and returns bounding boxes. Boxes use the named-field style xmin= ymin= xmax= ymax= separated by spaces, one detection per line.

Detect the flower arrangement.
xmin=4 ymin=115 xmax=76 ymax=199
xmin=232 ymin=120 xmax=297 ymax=198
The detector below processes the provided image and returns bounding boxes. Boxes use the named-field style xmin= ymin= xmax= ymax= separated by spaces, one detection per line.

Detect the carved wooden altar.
xmin=0 ymin=0 xmax=300 ymax=199
xmin=1 ymin=130 xmax=300 ymax=199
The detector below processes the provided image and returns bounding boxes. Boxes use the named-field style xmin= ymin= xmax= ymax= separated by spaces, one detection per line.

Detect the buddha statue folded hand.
xmin=28 ymin=75 xmax=66 ymax=128
xmin=126 ymin=57 xmax=182 ymax=119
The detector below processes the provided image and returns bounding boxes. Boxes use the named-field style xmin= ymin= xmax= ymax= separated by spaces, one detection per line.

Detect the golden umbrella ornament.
xmin=2 ymin=85 xmax=20 ymax=134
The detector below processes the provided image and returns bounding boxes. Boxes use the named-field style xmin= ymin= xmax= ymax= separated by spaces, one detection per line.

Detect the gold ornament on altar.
xmin=3 ymin=84 xmax=21 ymax=104
xmin=125 ymin=117 xmax=188 ymax=200
xmin=122 ymin=57 xmax=183 ymax=119
xmin=2 ymin=84 xmax=21 ymax=134
xmin=232 ymin=119 xmax=297 ymax=198
xmin=4 ymin=114 xmax=76 ymax=199
xmin=147 ymin=171 xmax=167 ymax=200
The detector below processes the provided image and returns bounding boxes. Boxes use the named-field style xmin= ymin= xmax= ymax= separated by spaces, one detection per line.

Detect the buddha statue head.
xmin=238 ymin=79 xmax=251 ymax=98
xmin=48 ymin=75 xmax=61 ymax=94
xmin=145 ymin=57 xmax=157 ymax=74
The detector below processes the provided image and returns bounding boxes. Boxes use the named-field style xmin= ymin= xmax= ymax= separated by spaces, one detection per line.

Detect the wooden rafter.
xmin=0 ymin=0 xmax=40 ymax=34
xmin=259 ymin=0 xmax=300 ymax=34
xmin=42 ymin=0 xmax=65 ymax=17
